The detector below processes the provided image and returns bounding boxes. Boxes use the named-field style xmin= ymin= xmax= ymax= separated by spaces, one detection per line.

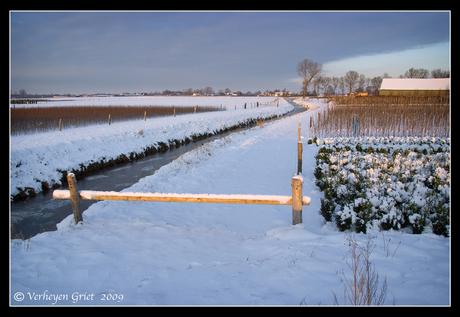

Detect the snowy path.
xmin=11 ymin=99 xmax=450 ymax=306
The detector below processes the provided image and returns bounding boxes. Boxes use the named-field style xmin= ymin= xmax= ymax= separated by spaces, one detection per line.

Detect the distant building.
xmin=379 ymin=78 xmax=450 ymax=96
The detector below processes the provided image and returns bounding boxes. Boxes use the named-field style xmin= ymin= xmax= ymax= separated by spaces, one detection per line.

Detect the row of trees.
xmin=12 ymin=88 xmax=285 ymax=99
xmin=296 ymin=59 xmax=450 ymax=97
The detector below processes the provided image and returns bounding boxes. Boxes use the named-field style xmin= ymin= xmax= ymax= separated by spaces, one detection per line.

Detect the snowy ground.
xmin=10 ymin=98 xmax=450 ymax=306
xmin=14 ymin=96 xmax=273 ymax=109
xmin=10 ymin=97 xmax=290 ymax=198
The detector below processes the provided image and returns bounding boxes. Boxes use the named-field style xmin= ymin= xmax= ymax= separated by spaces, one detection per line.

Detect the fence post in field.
xmin=67 ymin=173 xmax=83 ymax=224
xmin=59 ymin=119 xmax=62 ymax=132
xmin=108 ymin=114 xmax=111 ymax=125
xmin=291 ymin=175 xmax=303 ymax=225
xmin=144 ymin=111 xmax=147 ymax=121
xmin=297 ymin=121 xmax=303 ymax=175
xmin=194 ymin=107 xmax=196 ymax=115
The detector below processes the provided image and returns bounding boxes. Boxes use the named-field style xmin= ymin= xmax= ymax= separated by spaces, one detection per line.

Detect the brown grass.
xmin=11 ymin=105 xmax=222 ymax=135
xmin=310 ymin=96 xmax=450 ymax=138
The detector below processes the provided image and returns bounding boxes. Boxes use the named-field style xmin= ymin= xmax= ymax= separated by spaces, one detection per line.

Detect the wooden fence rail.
xmin=53 ymin=122 xmax=308 ymax=226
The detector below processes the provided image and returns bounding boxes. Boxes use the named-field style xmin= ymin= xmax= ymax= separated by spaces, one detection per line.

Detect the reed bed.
xmin=11 ymin=105 xmax=223 ymax=135
xmin=310 ymin=96 xmax=450 ymax=138
xmin=331 ymin=95 xmax=449 ymax=106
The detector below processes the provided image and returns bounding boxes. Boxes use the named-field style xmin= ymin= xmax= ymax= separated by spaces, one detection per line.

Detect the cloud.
xmin=10 ymin=11 xmax=450 ymax=94
xmin=322 ymin=41 xmax=450 ymax=78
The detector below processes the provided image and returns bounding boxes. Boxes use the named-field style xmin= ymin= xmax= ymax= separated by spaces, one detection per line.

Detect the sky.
xmin=10 ymin=11 xmax=450 ymax=95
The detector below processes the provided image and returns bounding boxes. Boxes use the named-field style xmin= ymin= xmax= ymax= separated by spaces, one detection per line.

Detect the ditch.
xmin=11 ymin=101 xmax=308 ymax=239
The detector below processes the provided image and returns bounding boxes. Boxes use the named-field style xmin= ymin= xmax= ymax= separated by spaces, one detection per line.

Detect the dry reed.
xmin=11 ymin=105 xmax=222 ymax=135
xmin=310 ymin=96 xmax=450 ymax=138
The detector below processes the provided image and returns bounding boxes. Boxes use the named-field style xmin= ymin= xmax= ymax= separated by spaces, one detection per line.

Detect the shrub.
xmin=315 ymin=136 xmax=450 ymax=236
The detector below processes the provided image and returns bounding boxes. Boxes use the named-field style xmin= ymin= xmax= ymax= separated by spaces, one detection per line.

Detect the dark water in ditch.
xmin=11 ymin=102 xmax=307 ymax=239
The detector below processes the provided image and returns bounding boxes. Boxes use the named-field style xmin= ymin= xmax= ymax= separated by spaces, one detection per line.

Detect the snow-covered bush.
xmin=315 ymin=136 xmax=450 ymax=236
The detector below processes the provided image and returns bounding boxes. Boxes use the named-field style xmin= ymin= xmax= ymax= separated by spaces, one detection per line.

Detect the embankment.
xmin=11 ymin=103 xmax=293 ymax=200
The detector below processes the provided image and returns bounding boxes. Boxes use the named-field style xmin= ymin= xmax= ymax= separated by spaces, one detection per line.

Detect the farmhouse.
xmin=379 ymin=78 xmax=450 ymax=96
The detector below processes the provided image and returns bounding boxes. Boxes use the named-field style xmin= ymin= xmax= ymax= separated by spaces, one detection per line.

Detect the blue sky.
xmin=10 ymin=11 xmax=450 ymax=95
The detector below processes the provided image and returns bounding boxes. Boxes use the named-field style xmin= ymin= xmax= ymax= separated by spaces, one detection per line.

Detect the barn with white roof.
xmin=379 ymin=78 xmax=450 ymax=96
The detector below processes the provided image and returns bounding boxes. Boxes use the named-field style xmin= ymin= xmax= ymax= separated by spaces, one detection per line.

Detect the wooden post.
xmin=194 ymin=107 xmax=196 ymax=115
xmin=174 ymin=108 xmax=176 ymax=117
xmin=298 ymin=121 xmax=301 ymax=142
xmin=291 ymin=176 xmax=303 ymax=225
xmin=144 ymin=111 xmax=146 ymax=121
xmin=59 ymin=119 xmax=62 ymax=132
xmin=67 ymin=173 xmax=83 ymax=224
xmin=297 ymin=121 xmax=302 ymax=175
xmin=108 ymin=114 xmax=111 ymax=125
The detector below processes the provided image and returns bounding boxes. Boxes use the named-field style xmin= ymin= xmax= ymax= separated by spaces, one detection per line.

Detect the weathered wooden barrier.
xmin=53 ymin=122 xmax=308 ymax=226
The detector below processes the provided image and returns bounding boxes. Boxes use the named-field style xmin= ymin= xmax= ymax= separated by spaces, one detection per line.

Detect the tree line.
xmin=297 ymin=59 xmax=450 ymax=97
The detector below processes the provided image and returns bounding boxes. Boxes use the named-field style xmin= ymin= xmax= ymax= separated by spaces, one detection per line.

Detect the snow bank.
xmin=10 ymin=98 xmax=293 ymax=199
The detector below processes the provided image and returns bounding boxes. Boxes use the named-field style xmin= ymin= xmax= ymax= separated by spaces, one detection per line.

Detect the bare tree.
xmin=321 ymin=76 xmax=332 ymax=96
xmin=183 ymin=88 xmax=193 ymax=95
xmin=312 ymin=77 xmax=321 ymax=95
xmin=431 ymin=69 xmax=450 ymax=78
xmin=203 ymin=87 xmax=214 ymax=95
xmin=331 ymin=77 xmax=340 ymax=95
xmin=365 ymin=77 xmax=371 ymax=93
xmin=297 ymin=59 xmax=323 ymax=98
xmin=358 ymin=74 xmax=366 ymax=92
xmin=339 ymin=77 xmax=345 ymax=95
xmin=371 ymin=76 xmax=383 ymax=95
xmin=19 ymin=89 xmax=27 ymax=98
xmin=403 ymin=67 xmax=429 ymax=78
xmin=344 ymin=70 xmax=359 ymax=93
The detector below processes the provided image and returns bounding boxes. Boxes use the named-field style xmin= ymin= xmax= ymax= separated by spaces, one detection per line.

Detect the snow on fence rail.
xmin=53 ymin=122 xmax=309 ymax=226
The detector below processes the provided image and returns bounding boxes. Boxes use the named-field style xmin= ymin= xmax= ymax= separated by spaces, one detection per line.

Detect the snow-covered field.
xmin=15 ymin=96 xmax=273 ymax=109
xmin=10 ymin=97 xmax=290 ymax=199
xmin=10 ymin=98 xmax=450 ymax=306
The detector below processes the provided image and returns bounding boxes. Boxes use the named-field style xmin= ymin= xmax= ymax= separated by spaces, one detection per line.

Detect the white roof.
xmin=380 ymin=78 xmax=450 ymax=91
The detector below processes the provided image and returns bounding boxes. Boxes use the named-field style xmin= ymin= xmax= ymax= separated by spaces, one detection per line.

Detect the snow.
xmin=10 ymin=98 xmax=450 ymax=306
xmin=14 ymin=96 xmax=274 ymax=109
xmin=10 ymin=97 xmax=292 ymax=198
xmin=56 ymin=189 xmax=298 ymax=205
xmin=380 ymin=78 xmax=450 ymax=91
